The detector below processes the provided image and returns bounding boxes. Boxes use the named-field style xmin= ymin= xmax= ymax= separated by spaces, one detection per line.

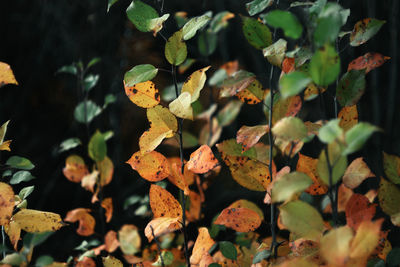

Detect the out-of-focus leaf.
xmin=343 ymin=122 xmax=379 ymax=155
xmin=198 ymin=30 xmax=218 ymax=57
xmin=219 ymin=241 xmax=237 ymax=260
xmin=182 ymin=14 xmax=211 ymax=40
xmin=317 ymin=142 xmax=347 ymax=185
xmin=165 ymin=30 xmax=187 ymax=66
xmin=272 ymin=117 xmax=308 ymax=141
xmin=236 ymin=125 xmax=269 ymax=151
xmin=64 ymin=208 xmax=95 ymax=236
xmin=83 ymin=74 xmax=99 ymax=92
xmin=336 ymin=70 xmax=366 ymax=107
xmin=309 ymin=44 xmax=340 ymax=86
xmin=74 ymin=100 xmax=102 ymax=123
xmin=383 ymin=152 xmax=400 ymax=184
xmin=318 ymin=119 xmax=343 ymax=144
xmin=59 ymin=138 xmax=81 ymax=153
xmin=343 ymin=157 xmax=375 ymax=189
xmin=263 ymin=38 xmax=287 ymax=66
xmin=262 ymin=10 xmax=303 ymax=39
xmin=272 ymin=172 xmax=313 ymax=203
xmin=279 ymin=71 xmax=311 ymax=98
xmin=88 ymin=130 xmax=107 ymax=162
xmin=297 ymin=153 xmax=328 ymax=195
xmin=378 ymin=178 xmax=400 ymax=216
xmin=313 ymin=3 xmax=343 ymax=47
xmin=320 ymin=226 xmax=353 ymax=266
xmin=118 ymin=224 xmax=141 ymax=255
xmin=107 ymin=0 xmax=119 ymax=12
xmin=219 ymin=70 xmax=255 ymax=98
xmin=216 ymin=100 xmax=243 ymax=127
xmin=6 ymin=156 xmax=34 ymax=170
xmin=345 ymin=194 xmax=376 ymax=230
xmin=63 ymin=155 xmax=89 ymax=183
xmin=19 ymin=185 xmax=34 ymax=200
xmin=209 ymin=11 xmax=235 ymax=33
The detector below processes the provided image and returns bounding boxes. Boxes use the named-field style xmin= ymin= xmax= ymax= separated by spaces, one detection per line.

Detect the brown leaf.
xmin=149 ymin=184 xmax=182 ymax=219
xmin=345 ymin=194 xmax=377 ymax=230
xmin=214 ymin=207 xmax=261 ymax=232
xmin=348 ymin=52 xmax=390 ymax=74
xmin=236 ymin=125 xmax=269 ymax=152
xmin=190 ymin=227 xmax=215 ymax=265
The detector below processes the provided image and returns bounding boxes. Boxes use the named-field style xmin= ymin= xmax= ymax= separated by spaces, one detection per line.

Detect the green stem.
xmin=324 ymin=146 xmax=338 ymax=227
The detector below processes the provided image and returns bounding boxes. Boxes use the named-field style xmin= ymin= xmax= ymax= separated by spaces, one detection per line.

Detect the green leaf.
xmin=279 ymin=71 xmax=311 ymax=98
xmin=262 ymin=10 xmax=303 ymax=39
xmin=317 ymin=142 xmax=347 ymax=185
xmin=19 ymin=186 xmax=35 ymax=200
xmin=152 ymin=251 xmax=174 ymax=266
xmin=88 ymin=130 xmax=107 ymax=162
xmin=367 ymin=258 xmax=386 ymax=267
xmin=279 ymin=200 xmax=324 ymax=240
xmin=182 ymin=14 xmax=211 ymax=40
xmin=336 ymin=70 xmax=366 ymax=107
xmin=253 ymin=250 xmax=271 ymax=264
xmin=318 ymin=119 xmax=343 ymax=144
xmin=103 ymin=94 xmax=116 ymax=109
xmin=165 ymin=30 xmax=187 ymax=66
xmin=216 ymin=139 xmax=257 ymax=159
xmin=209 ymin=69 xmax=228 ymax=87
xmin=216 ymin=100 xmax=243 ymax=127
xmin=1 ymin=253 xmax=24 ymax=266
xmin=271 ymin=117 xmax=308 ymax=141
xmin=387 ymin=247 xmax=400 ymax=267
xmin=309 ymin=44 xmax=340 ymax=86
xmin=59 ymin=138 xmax=81 ymax=153
xmin=272 ymin=172 xmax=312 ymax=203
xmin=242 ymin=16 xmax=272 ymax=50
xmin=57 ymin=64 xmax=77 ymax=75
xmin=246 ymin=0 xmax=274 ymax=16
xmin=342 ymin=122 xmax=379 ymax=155
xmin=378 ymin=178 xmax=400 ymax=216
xmin=198 ymin=30 xmax=217 ymax=57
xmin=74 ymin=100 xmax=102 ymax=124
xmin=124 ymin=64 xmax=158 ymax=87
xmin=6 ymin=156 xmax=34 ymax=170
xmin=87 ymin=57 xmax=101 ymax=69
xmin=182 ymin=131 xmax=198 ymax=148
xmin=162 ymin=83 xmax=183 ymax=102
xmin=23 ymin=232 xmax=53 ymax=248
xmin=383 ymin=152 xmax=400 ymax=184
xmin=313 ymin=3 xmax=343 ymax=47
xmin=219 ymin=241 xmax=237 ymax=260
xmin=83 ymin=74 xmax=99 ymax=92
xmin=350 ymin=18 xmax=385 ymax=47
xmin=209 ymin=264 xmax=222 ymax=267
xmin=10 ymin=170 xmax=35 ymax=185
xmin=308 ymin=0 xmax=327 ymax=15
xmin=107 ymin=0 xmax=119 ymax=12
xmin=126 ymin=0 xmax=160 ymax=32
xmin=35 ymin=255 xmax=54 ymax=267
xmin=209 ymin=11 xmax=234 ymax=33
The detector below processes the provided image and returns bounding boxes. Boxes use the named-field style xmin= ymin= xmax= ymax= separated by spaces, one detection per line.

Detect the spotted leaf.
xmin=214 ymin=207 xmax=262 ymax=232
xmin=124 ymin=80 xmax=160 ymax=108
xmin=127 ymin=151 xmax=170 ymax=182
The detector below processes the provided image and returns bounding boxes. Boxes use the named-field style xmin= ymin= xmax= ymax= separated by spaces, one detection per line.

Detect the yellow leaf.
xmin=228 ymin=199 xmax=264 ymax=220
xmin=181 ymin=66 xmax=211 ymax=102
xmin=126 ymin=151 xmax=170 ymax=182
xmin=350 ymin=219 xmax=382 ymax=260
xmin=169 ymin=92 xmax=193 ymax=120
xmin=229 ymin=158 xmax=273 ymax=191
xmin=338 ymin=105 xmax=358 ymax=131
xmin=139 ymin=128 xmax=170 ymax=153
xmin=0 ymin=182 xmax=14 ymax=225
xmin=124 ymin=80 xmax=160 ymax=108
xmin=13 ymin=209 xmax=63 ymax=233
xmin=0 ymin=62 xmax=18 ymax=87
xmin=144 ymin=217 xmax=182 ymax=242
xmin=102 ymin=255 xmax=123 ymax=267
xmin=4 ymin=220 xmax=21 ymax=250
xmin=118 ymin=224 xmax=141 ymax=255
xmin=62 ymin=155 xmax=89 ymax=183
xmin=149 ymin=184 xmax=182 ymax=219
xmin=320 ymin=226 xmax=353 ymax=266
xmin=0 ymin=140 xmax=11 ymax=151
xmin=64 ymin=208 xmax=95 ymax=236
xmin=98 ymin=156 xmax=114 ymax=186
xmin=190 ymin=227 xmax=215 ymax=265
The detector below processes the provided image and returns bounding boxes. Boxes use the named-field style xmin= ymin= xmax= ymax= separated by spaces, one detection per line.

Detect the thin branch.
xmin=324 ymin=146 xmax=338 ymax=227
xmin=150 ymin=225 xmax=165 ymax=267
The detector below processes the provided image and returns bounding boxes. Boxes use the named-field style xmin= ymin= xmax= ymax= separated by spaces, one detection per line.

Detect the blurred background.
xmin=0 ymin=0 xmax=398 ymax=262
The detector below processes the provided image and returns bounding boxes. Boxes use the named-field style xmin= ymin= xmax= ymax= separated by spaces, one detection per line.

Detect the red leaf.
xmin=348 ymin=53 xmax=390 ymax=74
xmin=345 ymin=194 xmax=377 ymax=230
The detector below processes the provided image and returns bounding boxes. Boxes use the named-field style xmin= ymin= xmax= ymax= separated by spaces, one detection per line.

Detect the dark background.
xmin=0 ymin=0 xmax=399 ymax=262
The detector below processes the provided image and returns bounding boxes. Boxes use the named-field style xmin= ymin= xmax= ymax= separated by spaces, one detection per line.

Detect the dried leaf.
xmin=214 ymin=207 xmax=261 ymax=232
xmin=149 ymin=184 xmax=182 ymax=219
xmin=236 ymin=125 xmax=269 ymax=152
xmin=62 ymin=155 xmax=89 ymax=183
xmin=126 ymin=151 xmax=170 ymax=182
xmin=64 ymin=208 xmax=95 ymax=236
xmin=343 ymin=157 xmax=375 ymax=189
xmin=190 ymin=227 xmax=215 ymax=265
xmin=187 ymin=145 xmax=219 ymax=174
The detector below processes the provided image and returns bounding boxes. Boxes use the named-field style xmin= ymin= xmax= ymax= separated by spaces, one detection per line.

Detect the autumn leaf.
xmin=282 ymin=57 xmax=295 ymax=73
xmin=221 ymin=60 xmax=239 ymax=76
xmin=0 ymin=182 xmax=14 ymax=225
xmin=0 ymin=120 xmax=11 ymax=151
xmin=343 ymin=157 xmax=375 ymax=189
xmin=214 ymin=207 xmax=262 ymax=232
xmin=181 ymin=66 xmax=211 ymax=102
xmin=139 ymin=105 xmax=178 ymax=153
xmin=102 ymin=255 xmax=123 ymax=267
xmin=4 ymin=221 xmax=20 ymax=250
xmin=101 ymin=198 xmax=113 ymax=223
xmin=348 ymin=52 xmax=390 ymax=74
xmin=317 ymin=141 xmax=348 ymax=186
xmin=320 ymin=226 xmax=353 ymax=266
xmin=187 ymin=145 xmax=219 ymax=174
xmin=0 ymin=62 xmax=18 ymax=87
xmin=186 ymin=191 xmax=201 ymax=222
xmin=235 ymin=79 xmax=265 ymax=105
xmin=228 ymin=199 xmax=264 ymax=221
xmin=149 ymin=184 xmax=182 ymax=219
xmin=236 ymin=125 xmax=269 ymax=151
xmin=289 ymin=238 xmax=321 ymax=264
xmin=272 ymin=117 xmax=308 ymax=142
xmin=271 ymin=172 xmax=312 ymax=203
xmin=338 ymin=105 xmax=358 ymax=131
xmin=98 ymin=156 xmax=114 ymax=186
xmin=144 ymin=217 xmax=182 ymax=242
xmin=345 ymin=194 xmax=376 ymax=230
xmin=62 ymin=155 xmax=89 ymax=183
xmin=378 ymin=178 xmax=400 ymax=217
xmin=124 ymin=80 xmax=160 ymax=108
xmin=270 ymin=95 xmax=302 ymax=124
xmin=350 ymin=219 xmax=383 ymax=260
xmin=219 ymin=70 xmax=256 ymax=98
xmin=350 ymin=18 xmax=385 ymax=46
xmin=325 ymin=184 xmax=354 ymax=213
xmin=169 ymin=91 xmax=193 ymax=120
xmin=64 ymin=208 xmax=95 ymax=236
xmin=296 ymin=154 xmax=328 ymax=195
xmin=118 ymin=224 xmax=141 ymax=255
xmin=126 ymin=151 xmax=170 ymax=182
xmin=13 ymin=209 xmax=63 ymax=233
xmin=383 ymin=152 xmax=400 ymax=184
xmin=190 ymin=227 xmax=215 ymax=265
xmin=167 ymin=157 xmax=194 ymax=195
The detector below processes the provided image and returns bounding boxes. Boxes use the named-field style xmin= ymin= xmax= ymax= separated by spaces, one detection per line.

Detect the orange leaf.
xmin=187 ymin=145 xmax=219 ymax=174
xmin=228 ymin=199 xmax=264 ymax=220
xmin=0 ymin=62 xmax=18 ymax=87
xmin=345 ymin=194 xmax=376 ymax=230
xmin=282 ymin=57 xmax=295 ymax=73
xmin=187 ymin=191 xmax=201 ymax=222
xmin=338 ymin=105 xmax=358 ymax=131
xmin=104 ymin=230 xmax=120 ymax=253
xmin=64 ymin=208 xmax=95 ymax=236
xmin=62 ymin=155 xmax=89 ymax=183
xmin=167 ymin=157 xmax=195 ymax=195
xmin=343 ymin=157 xmax=375 ymax=189
xmin=126 ymin=151 xmax=170 ymax=182
xmin=149 ymin=184 xmax=182 ymax=219
xmin=350 ymin=219 xmax=383 ymax=260
xmin=289 ymin=238 xmax=322 ymax=264
xmin=190 ymin=227 xmax=215 ymax=265
xmin=221 ymin=60 xmax=239 ymax=76
xmin=296 ymin=154 xmax=328 ymax=195
xmin=214 ymin=207 xmax=261 ymax=232
xmin=101 ymin=198 xmax=113 ymax=223
xmin=348 ymin=52 xmax=390 ymax=74
xmin=0 ymin=182 xmax=14 ymax=225
xmin=124 ymin=80 xmax=160 ymax=108
xmin=235 ymin=79 xmax=265 ymax=105
xmin=236 ymin=125 xmax=269 ymax=152
xmin=144 ymin=217 xmax=182 ymax=242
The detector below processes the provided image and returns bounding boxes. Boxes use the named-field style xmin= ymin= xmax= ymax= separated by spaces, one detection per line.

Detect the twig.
xmin=150 ymin=225 xmax=165 ymax=267
xmin=324 ymin=146 xmax=338 ymax=227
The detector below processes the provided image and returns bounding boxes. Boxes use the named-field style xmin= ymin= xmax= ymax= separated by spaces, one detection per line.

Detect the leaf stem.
xmin=172 ymin=64 xmax=191 ymax=267
xmin=324 ymin=146 xmax=338 ymax=227
xmin=151 ymin=225 xmax=165 ymax=267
